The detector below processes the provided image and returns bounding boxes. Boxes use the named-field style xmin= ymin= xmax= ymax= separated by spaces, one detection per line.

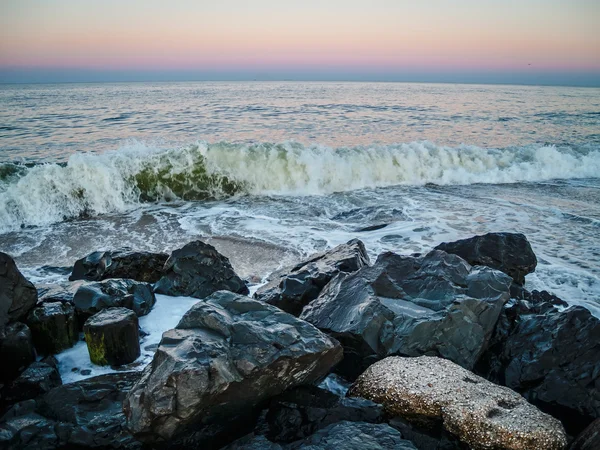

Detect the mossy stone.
xmin=27 ymin=302 xmax=78 ymax=355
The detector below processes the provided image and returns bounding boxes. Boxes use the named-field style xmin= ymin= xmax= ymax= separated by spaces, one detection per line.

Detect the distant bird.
xmin=528 ymin=63 xmax=531 ymax=66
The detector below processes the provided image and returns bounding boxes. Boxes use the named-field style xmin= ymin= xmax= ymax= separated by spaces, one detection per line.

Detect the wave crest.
xmin=1 ymin=140 xmax=599 ymax=232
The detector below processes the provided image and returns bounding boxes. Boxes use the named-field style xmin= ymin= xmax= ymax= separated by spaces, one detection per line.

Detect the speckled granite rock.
xmin=301 ymin=250 xmax=512 ymax=379
xmin=255 ymin=239 xmax=370 ymax=316
xmin=348 ymin=356 xmax=567 ymax=450
xmin=124 ymin=291 xmax=342 ymax=444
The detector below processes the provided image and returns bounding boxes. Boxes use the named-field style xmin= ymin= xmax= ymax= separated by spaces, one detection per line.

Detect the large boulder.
xmin=260 ymin=385 xmax=383 ymax=443
xmin=153 ymin=240 xmax=249 ymax=298
xmin=255 ymin=239 xmax=370 ymax=316
xmin=0 ymin=322 xmax=36 ymax=383
xmin=301 ymin=250 xmax=512 ymax=379
xmin=36 ymin=283 xmax=83 ymax=305
xmin=124 ymin=291 xmax=343 ymax=444
xmin=0 ymin=372 xmax=142 ymax=449
xmin=70 ymin=249 xmax=168 ymax=283
xmin=349 ymin=356 xmax=567 ymax=450
xmin=83 ymin=308 xmax=140 ymax=366
xmin=73 ymin=278 xmax=155 ymax=320
xmin=434 ymin=232 xmax=537 ymax=286
xmin=26 ymin=302 xmax=78 ymax=355
xmin=477 ymin=296 xmax=600 ymax=435
xmin=1 ymin=360 xmax=61 ymax=408
xmin=0 ymin=252 xmax=37 ymax=330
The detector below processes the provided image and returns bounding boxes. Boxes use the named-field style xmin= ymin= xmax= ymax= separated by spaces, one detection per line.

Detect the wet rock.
xmin=295 ymin=421 xmax=417 ymax=449
xmin=0 ymin=372 xmax=142 ymax=449
xmin=70 ymin=249 xmax=169 ymax=283
xmin=261 ymin=385 xmax=383 ymax=443
xmin=477 ymin=297 xmax=600 ymax=435
xmin=83 ymin=308 xmax=140 ymax=366
xmin=434 ymin=232 xmax=537 ymax=285
xmin=26 ymin=302 xmax=78 ymax=355
xmin=255 ymin=239 xmax=370 ymax=316
xmin=36 ymin=283 xmax=83 ymax=305
xmin=388 ymin=416 xmax=463 ymax=450
xmin=301 ymin=250 xmax=512 ymax=379
xmin=73 ymin=278 xmax=156 ymax=320
xmin=349 ymin=356 xmax=567 ymax=450
xmin=570 ymin=419 xmax=600 ymax=450
xmin=124 ymin=290 xmax=342 ymax=443
xmin=224 ymin=434 xmax=284 ymax=449
xmin=0 ymin=322 xmax=36 ymax=382
xmin=154 ymin=240 xmax=249 ymax=298
xmin=0 ymin=252 xmax=37 ymax=330
xmin=1 ymin=361 xmax=61 ymax=407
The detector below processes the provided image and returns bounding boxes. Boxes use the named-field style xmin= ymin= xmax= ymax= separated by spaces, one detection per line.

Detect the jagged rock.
xmin=70 ymin=249 xmax=168 ymax=283
xmin=296 ymin=421 xmax=417 ymax=449
xmin=570 ymin=419 xmax=600 ymax=450
xmin=261 ymin=385 xmax=383 ymax=443
xmin=36 ymin=283 xmax=82 ymax=305
xmin=73 ymin=278 xmax=156 ymax=320
xmin=255 ymin=239 xmax=370 ymax=316
xmin=0 ymin=372 xmax=142 ymax=449
xmin=349 ymin=356 xmax=567 ymax=450
xmin=301 ymin=250 xmax=512 ymax=379
xmin=434 ymin=232 xmax=537 ymax=285
xmin=1 ymin=360 xmax=61 ymax=407
xmin=26 ymin=302 xmax=78 ymax=355
xmin=477 ymin=297 xmax=600 ymax=435
xmin=0 ymin=252 xmax=37 ymax=330
xmin=153 ymin=240 xmax=249 ymax=298
xmin=124 ymin=291 xmax=342 ymax=443
xmin=83 ymin=308 xmax=140 ymax=366
xmin=0 ymin=322 xmax=36 ymax=382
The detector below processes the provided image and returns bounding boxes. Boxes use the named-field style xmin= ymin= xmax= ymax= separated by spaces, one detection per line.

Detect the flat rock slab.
xmin=124 ymin=291 xmax=342 ymax=443
xmin=349 ymin=356 xmax=567 ymax=450
xmin=83 ymin=307 xmax=140 ymax=366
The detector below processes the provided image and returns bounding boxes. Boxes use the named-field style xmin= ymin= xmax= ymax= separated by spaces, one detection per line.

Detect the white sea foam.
xmin=1 ymin=140 xmax=599 ymax=232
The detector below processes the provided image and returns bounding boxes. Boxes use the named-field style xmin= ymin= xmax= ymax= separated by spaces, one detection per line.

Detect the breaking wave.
xmin=1 ymin=140 xmax=599 ymax=232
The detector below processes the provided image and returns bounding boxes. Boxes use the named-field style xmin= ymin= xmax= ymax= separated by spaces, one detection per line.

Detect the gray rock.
xmin=0 ymin=372 xmax=142 ymax=449
xmin=124 ymin=291 xmax=343 ymax=443
xmin=301 ymin=250 xmax=512 ymax=379
xmin=1 ymin=361 xmax=61 ymax=407
xmin=349 ymin=356 xmax=567 ymax=450
xmin=434 ymin=232 xmax=537 ymax=285
xmin=70 ymin=249 xmax=169 ymax=283
xmin=0 ymin=322 xmax=36 ymax=382
xmin=0 ymin=252 xmax=37 ymax=330
xmin=154 ymin=240 xmax=249 ymax=298
xmin=570 ymin=419 xmax=600 ymax=450
xmin=83 ymin=308 xmax=140 ymax=366
xmin=73 ymin=278 xmax=156 ymax=320
xmin=293 ymin=421 xmax=417 ymax=449
xmin=477 ymin=296 xmax=600 ymax=435
xmin=26 ymin=302 xmax=78 ymax=355
xmin=255 ymin=239 xmax=370 ymax=316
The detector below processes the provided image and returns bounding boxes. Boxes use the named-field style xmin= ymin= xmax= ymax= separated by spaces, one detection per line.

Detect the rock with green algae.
xmin=26 ymin=301 xmax=78 ymax=355
xmin=83 ymin=307 xmax=140 ymax=366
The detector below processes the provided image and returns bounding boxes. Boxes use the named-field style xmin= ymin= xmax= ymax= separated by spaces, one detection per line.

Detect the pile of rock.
xmin=1 ymin=233 xmax=598 ymax=450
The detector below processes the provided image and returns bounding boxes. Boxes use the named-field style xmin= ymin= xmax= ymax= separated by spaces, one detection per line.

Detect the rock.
xmin=124 ymin=291 xmax=343 ymax=443
xmin=153 ymin=240 xmax=249 ymax=298
xmin=26 ymin=302 xmax=78 ymax=355
xmin=73 ymin=278 xmax=156 ymax=320
xmin=0 ymin=372 xmax=142 ymax=449
xmin=255 ymin=239 xmax=370 ymax=316
xmin=348 ymin=356 xmax=567 ymax=450
xmin=295 ymin=421 xmax=417 ymax=449
xmin=224 ymin=434 xmax=284 ymax=450
xmin=434 ymin=232 xmax=537 ymax=285
xmin=0 ymin=252 xmax=37 ymax=330
xmin=1 ymin=361 xmax=61 ymax=408
xmin=388 ymin=416 xmax=463 ymax=450
xmin=301 ymin=250 xmax=512 ymax=379
xmin=0 ymin=322 xmax=36 ymax=382
xmin=36 ymin=282 xmax=85 ymax=305
xmin=570 ymin=419 xmax=600 ymax=450
xmin=261 ymin=385 xmax=383 ymax=443
xmin=477 ymin=297 xmax=600 ymax=435
xmin=83 ymin=308 xmax=140 ymax=366
xmin=70 ymin=249 xmax=169 ymax=283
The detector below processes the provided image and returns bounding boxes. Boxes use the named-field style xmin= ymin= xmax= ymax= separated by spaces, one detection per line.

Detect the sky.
xmin=1 ymin=0 xmax=599 ymax=86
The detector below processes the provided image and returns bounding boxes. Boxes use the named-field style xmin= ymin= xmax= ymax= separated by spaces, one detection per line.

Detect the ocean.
xmin=1 ymin=81 xmax=599 ymax=318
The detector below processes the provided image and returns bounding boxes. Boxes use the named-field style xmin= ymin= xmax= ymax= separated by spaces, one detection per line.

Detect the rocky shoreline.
xmin=1 ymin=233 xmax=598 ymax=449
